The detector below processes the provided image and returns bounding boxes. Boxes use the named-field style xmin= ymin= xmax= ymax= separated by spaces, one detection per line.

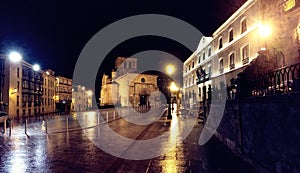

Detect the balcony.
xmin=243 ymin=57 xmax=249 ymax=65
xmin=196 ymin=74 xmax=210 ymax=84
xmin=230 ymin=64 xmax=235 ymax=70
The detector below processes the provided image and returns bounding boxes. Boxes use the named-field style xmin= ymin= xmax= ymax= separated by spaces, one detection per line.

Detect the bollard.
xmin=66 ymin=116 xmax=69 ymax=132
xmin=9 ymin=119 xmax=12 ymax=136
xmin=97 ymin=112 xmax=100 ymax=124
xmin=45 ymin=119 xmax=48 ymax=134
xmin=12 ymin=117 xmax=14 ymax=129
xmin=25 ymin=119 xmax=28 ymax=135
xmin=2 ymin=119 xmax=6 ymax=134
xmin=113 ymin=111 xmax=116 ymax=120
xmin=106 ymin=112 xmax=108 ymax=122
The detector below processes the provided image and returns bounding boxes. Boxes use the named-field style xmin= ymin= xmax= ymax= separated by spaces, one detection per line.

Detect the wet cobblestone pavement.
xmin=0 ymin=108 xmax=258 ymax=173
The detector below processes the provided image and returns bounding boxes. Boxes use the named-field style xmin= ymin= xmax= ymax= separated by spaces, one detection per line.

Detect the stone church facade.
xmin=100 ymin=57 xmax=160 ymax=107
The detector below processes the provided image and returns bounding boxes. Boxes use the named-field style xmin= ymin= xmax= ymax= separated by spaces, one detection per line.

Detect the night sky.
xmin=0 ymin=0 xmax=245 ymax=78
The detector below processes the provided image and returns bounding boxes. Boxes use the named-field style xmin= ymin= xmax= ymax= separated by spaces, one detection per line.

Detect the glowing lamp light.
xmin=9 ymin=52 xmax=22 ymax=62
xmin=258 ymin=24 xmax=272 ymax=37
xmin=170 ymin=82 xmax=179 ymax=92
xmin=87 ymin=90 xmax=93 ymax=96
xmin=260 ymin=47 xmax=267 ymax=51
xmin=46 ymin=71 xmax=50 ymax=75
xmin=11 ymin=88 xmax=18 ymax=94
xmin=166 ymin=65 xmax=175 ymax=75
xmin=33 ymin=64 xmax=40 ymax=71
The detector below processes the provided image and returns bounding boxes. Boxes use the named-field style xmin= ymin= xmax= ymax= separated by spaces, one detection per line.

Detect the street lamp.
xmin=33 ymin=64 xmax=40 ymax=71
xmin=166 ymin=64 xmax=176 ymax=119
xmin=169 ymin=81 xmax=179 ymax=114
xmin=9 ymin=51 xmax=22 ymax=62
xmin=258 ymin=23 xmax=272 ymax=50
xmin=166 ymin=65 xmax=175 ymax=75
xmin=258 ymin=23 xmax=272 ymax=38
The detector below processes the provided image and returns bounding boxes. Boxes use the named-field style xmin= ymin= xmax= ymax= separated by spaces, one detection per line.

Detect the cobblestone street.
xmin=0 ymin=108 xmax=257 ymax=173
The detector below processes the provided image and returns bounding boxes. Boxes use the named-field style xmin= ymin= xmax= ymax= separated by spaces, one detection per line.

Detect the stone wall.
xmin=215 ymin=93 xmax=300 ymax=173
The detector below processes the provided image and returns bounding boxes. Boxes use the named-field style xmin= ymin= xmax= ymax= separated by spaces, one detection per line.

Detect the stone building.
xmin=0 ymin=54 xmax=44 ymax=118
xmin=42 ymin=69 xmax=56 ymax=114
xmin=183 ymin=0 xmax=300 ymax=102
xmin=99 ymin=74 xmax=119 ymax=106
xmin=72 ymin=85 xmax=93 ymax=112
xmin=183 ymin=36 xmax=213 ymax=106
xmin=100 ymin=57 xmax=159 ymax=107
xmin=55 ymin=76 xmax=72 ymax=113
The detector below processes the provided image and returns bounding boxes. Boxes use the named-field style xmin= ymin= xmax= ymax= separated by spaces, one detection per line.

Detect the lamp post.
xmin=170 ymin=81 xmax=179 ymax=113
xmin=166 ymin=65 xmax=176 ymax=119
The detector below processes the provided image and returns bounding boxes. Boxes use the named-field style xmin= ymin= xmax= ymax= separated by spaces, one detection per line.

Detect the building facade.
xmin=55 ymin=76 xmax=72 ymax=113
xmin=183 ymin=37 xmax=213 ymax=107
xmin=42 ymin=69 xmax=56 ymax=114
xmin=0 ymin=55 xmax=44 ymax=118
xmin=183 ymin=0 xmax=300 ymax=102
xmin=72 ymin=85 xmax=93 ymax=112
xmin=115 ymin=73 xmax=158 ymax=107
xmin=100 ymin=74 xmax=119 ymax=106
xmin=100 ymin=57 xmax=159 ymax=107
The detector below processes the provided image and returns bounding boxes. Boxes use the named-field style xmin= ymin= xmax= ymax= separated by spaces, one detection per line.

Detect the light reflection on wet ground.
xmin=0 ymin=108 xmax=257 ymax=173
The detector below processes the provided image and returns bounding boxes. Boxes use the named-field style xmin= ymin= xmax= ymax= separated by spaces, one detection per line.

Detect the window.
xmin=192 ymin=90 xmax=196 ymax=100
xmin=198 ymin=56 xmax=201 ymax=64
xmin=219 ymin=37 xmax=223 ymax=49
xmin=208 ymin=47 xmax=212 ymax=57
xmin=128 ymin=62 xmax=132 ymax=68
xmin=124 ymin=62 xmax=127 ymax=68
xmin=229 ymin=29 xmax=234 ymax=42
xmin=17 ymin=68 xmax=20 ymax=78
xmin=192 ymin=61 xmax=194 ymax=68
xmin=189 ymin=78 xmax=191 ymax=86
xmin=242 ymin=45 xmax=249 ymax=64
xmin=219 ymin=59 xmax=224 ymax=73
xmin=188 ymin=64 xmax=191 ymax=71
xmin=241 ymin=19 xmax=247 ymax=34
xmin=17 ymin=96 xmax=19 ymax=107
xmin=229 ymin=53 xmax=235 ymax=70
xmin=284 ymin=0 xmax=295 ymax=11
xmin=192 ymin=75 xmax=195 ymax=84
xmin=202 ymin=52 xmax=205 ymax=61
xmin=17 ymin=81 xmax=20 ymax=91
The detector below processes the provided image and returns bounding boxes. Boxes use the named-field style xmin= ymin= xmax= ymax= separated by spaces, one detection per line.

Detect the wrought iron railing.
xmin=251 ymin=62 xmax=300 ymax=96
xmin=196 ymin=74 xmax=210 ymax=84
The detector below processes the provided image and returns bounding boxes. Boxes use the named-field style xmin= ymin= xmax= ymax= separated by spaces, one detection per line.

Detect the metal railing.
xmin=251 ymin=62 xmax=300 ymax=96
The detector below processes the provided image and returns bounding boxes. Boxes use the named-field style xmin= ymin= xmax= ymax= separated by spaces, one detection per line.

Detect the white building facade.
xmin=183 ymin=0 xmax=300 ymax=103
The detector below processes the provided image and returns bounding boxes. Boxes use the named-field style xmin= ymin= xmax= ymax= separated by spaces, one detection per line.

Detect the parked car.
xmin=0 ymin=112 xmax=10 ymax=128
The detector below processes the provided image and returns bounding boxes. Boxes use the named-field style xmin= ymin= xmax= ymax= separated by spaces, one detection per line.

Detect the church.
xmin=100 ymin=57 xmax=160 ymax=107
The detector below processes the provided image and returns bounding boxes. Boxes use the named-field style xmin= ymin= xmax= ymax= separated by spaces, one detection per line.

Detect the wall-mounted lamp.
xmin=11 ymin=88 xmax=18 ymax=95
